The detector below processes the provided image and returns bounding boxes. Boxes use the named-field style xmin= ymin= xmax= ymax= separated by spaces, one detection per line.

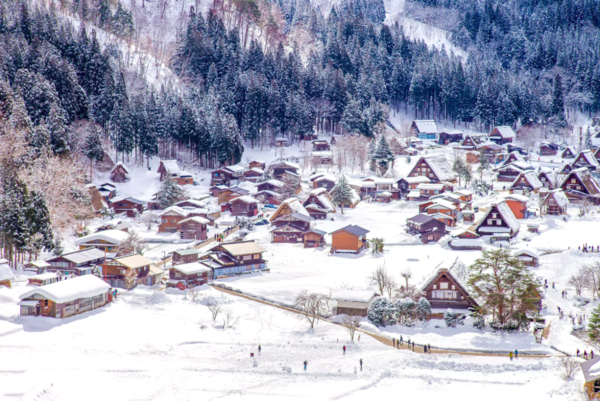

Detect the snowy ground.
xmin=0 ymin=283 xmax=584 ymax=401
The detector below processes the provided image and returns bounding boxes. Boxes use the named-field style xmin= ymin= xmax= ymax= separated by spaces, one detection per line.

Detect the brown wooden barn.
xmin=421 ymin=265 xmax=478 ymax=318
xmin=109 ymin=197 xmax=145 ymax=218
xmin=177 ymin=216 xmax=209 ymax=241
xmin=560 ymin=167 xmax=600 ymax=204
xmin=541 ymin=189 xmax=569 ymax=215
xmin=167 ymin=262 xmax=212 ymax=288
xmin=330 ymin=225 xmax=369 ymax=254
xmin=110 ymin=163 xmax=129 ymax=183
xmin=271 ymin=213 xmax=312 ymax=244
xmin=230 ymin=196 xmax=259 ymax=217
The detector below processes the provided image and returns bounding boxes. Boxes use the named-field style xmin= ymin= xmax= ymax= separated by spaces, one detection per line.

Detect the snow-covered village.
xmin=3 ymin=0 xmax=600 ymax=399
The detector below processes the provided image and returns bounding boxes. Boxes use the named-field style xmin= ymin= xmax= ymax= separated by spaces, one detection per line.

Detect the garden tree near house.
xmin=373 ymin=135 xmax=394 ymax=176
xmin=401 ymin=268 xmax=412 ymax=289
xmin=444 ymin=309 xmax=464 ymax=328
xmin=452 ymin=156 xmax=467 ymax=186
xmin=369 ymin=263 xmax=395 ymax=297
xmin=27 ymin=191 xmax=55 ymax=259
xmin=367 ymin=297 xmax=390 ymax=327
xmin=82 ymin=128 xmax=104 ymax=180
xmin=330 ymin=174 xmax=353 ymax=214
xmin=588 ymin=304 xmax=600 ymax=348
xmin=467 ymin=249 xmax=539 ymax=330
xmin=477 ymin=148 xmax=490 ymax=181
xmin=396 ymin=298 xmax=417 ymax=325
xmin=156 ymin=178 xmax=186 ymax=209
xmin=279 ymin=175 xmax=300 ymax=200
xmin=416 ymin=297 xmax=431 ymax=321
xmin=116 ymin=231 xmax=144 ymax=256
xmin=124 ymin=267 xmax=138 ymax=291
xmin=368 ymin=237 xmax=384 ymax=254
xmin=294 ymin=291 xmax=330 ymax=329
xmin=341 ymin=313 xmax=362 ymax=341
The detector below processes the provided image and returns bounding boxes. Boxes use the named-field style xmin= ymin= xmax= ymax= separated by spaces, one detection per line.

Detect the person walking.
xmin=592 ymin=350 xmax=595 ymax=359
xmin=400 ymin=335 xmax=403 ymax=345
xmin=577 ymin=349 xmax=581 ymax=357
xmin=359 ymin=359 xmax=363 ymax=371
xmin=515 ymin=349 xmax=518 ymax=359
xmin=358 ymin=334 xmax=360 ymax=341
xmin=412 ymin=342 xmax=415 ymax=351
xmin=585 ymin=350 xmax=588 ymax=359
xmin=509 ymin=351 xmax=513 ymax=361
xmin=428 ymin=344 xmax=431 ymax=353
xmin=258 ymin=345 xmax=261 ymax=353
xmin=304 ymin=360 xmax=308 ymax=371
xmin=392 ymin=338 xmax=396 ymax=347
xmin=343 ymin=345 xmax=346 ymax=355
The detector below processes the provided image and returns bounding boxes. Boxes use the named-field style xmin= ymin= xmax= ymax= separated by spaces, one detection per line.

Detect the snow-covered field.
xmin=0 ymin=283 xmax=584 ymax=401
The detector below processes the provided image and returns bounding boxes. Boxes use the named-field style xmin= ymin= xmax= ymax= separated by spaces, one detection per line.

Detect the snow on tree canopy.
xmin=20 ymin=275 xmax=110 ymax=303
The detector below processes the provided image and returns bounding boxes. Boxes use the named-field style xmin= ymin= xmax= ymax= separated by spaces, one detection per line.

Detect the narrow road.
xmin=209 ymin=284 xmax=551 ymax=359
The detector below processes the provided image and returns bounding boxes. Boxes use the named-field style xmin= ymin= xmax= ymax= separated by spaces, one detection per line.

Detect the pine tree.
xmin=374 ymin=135 xmax=394 ymax=176
xmin=367 ymin=297 xmax=390 ymax=327
xmin=551 ymin=74 xmax=565 ymax=124
xmin=156 ymin=178 xmax=185 ymax=209
xmin=588 ymin=304 xmax=600 ymax=348
xmin=443 ymin=309 xmax=459 ymax=327
xmin=477 ymin=148 xmax=490 ymax=180
xmin=47 ymin=103 xmax=70 ymax=155
xmin=417 ymin=297 xmax=431 ymax=321
xmin=83 ymin=128 xmax=104 ymax=180
xmin=330 ymin=174 xmax=353 ymax=215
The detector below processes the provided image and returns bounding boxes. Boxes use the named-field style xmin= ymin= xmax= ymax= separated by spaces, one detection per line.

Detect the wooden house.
xmin=210 ymin=165 xmax=247 ymax=186
xmin=230 ymin=196 xmax=259 ymax=217
xmin=0 ymin=260 xmax=14 ymax=288
xmin=541 ymin=189 xmax=569 ymax=215
xmin=244 ymin=167 xmax=264 ymax=182
xmin=273 ymin=137 xmax=288 ymax=147
xmin=462 ymin=210 xmax=475 ymax=222
xmin=110 ymin=163 xmax=129 ymax=183
xmin=271 ymin=213 xmax=312 ymax=244
xmin=509 ymin=171 xmax=543 ymax=194
xmin=109 ymin=197 xmax=145 ymax=218
xmin=102 ymin=254 xmax=161 ymax=289
xmin=421 ymin=265 xmax=479 ymax=318
xmin=269 ymin=198 xmax=310 ymax=222
xmin=407 ymin=155 xmax=457 ymax=183
xmin=27 ymin=272 xmax=59 ymax=286
xmin=451 ymin=228 xmax=480 ymax=240
xmin=397 ymin=176 xmax=431 ymax=198
xmin=98 ymin=183 xmax=116 ymax=201
xmin=560 ymin=167 xmax=600 ymax=204
xmin=312 ymin=140 xmax=331 ymax=151
xmin=503 ymin=194 xmax=529 ymax=219
xmin=332 ymin=290 xmax=379 ymax=317
xmin=201 ymin=241 xmax=267 ymax=278
xmin=540 ymin=142 xmax=559 ymax=156
xmin=431 ymin=213 xmax=455 ymax=227
xmin=172 ymin=248 xmax=201 ymax=265
xmin=249 ymin=160 xmax=266 ymax=170
xmin=95 ymin=219 xmax=131 ymax=234
xmin=579 ymin=357 xmax=600 ymax=400
xmin=480 ymin=143 xmax=506 ymax=164
xmin=458 ymin=134 xmax=489 ymax=150
xmin=474 ymin=201 xmax=520 ymax=238
xmin=23 ymin=260 xmax=51 ymax=275
xmin=514 ymin=249 xmax=539 ymax=267
xmin=415 ymin=183 xmax=448 ymax=200
xmin=410 ymin=120 xmax=438 ymax=140
xmin=406 ymin=214 xmax=446 ymax=244
xmin=561 ymin=147 xmax=576 ymax=159
xmin=209 ymin=185 xmax=229 ymax=198
xmin=560 ymin=163 xmax=574 ymax=175
xmin=496 ymin=163 xmax=530 ymax=182
xmin=573 ymin=149 xmax=600 ymax=170
xmin=159 ymin=205 xmax=215 ymax=233
xmin=158 ymin=160 xmax=182 ymax=181
xmin=490 ymin=126 xmax=516 ymax=144
xmin=500 ymin=151 xmax=525 ymax=168
xmin=167 ymin=262 xmax=212 ymax=288
xmin=301 ymin=228 xmax=326 ymax=248
xmin=175 ymin=172 xmax=193 ymax=186
xmin=438 ymin=130 xmax=463 ymax=145
xmin=465 ymin=151 xmax=480 ymax=164
xmin=256 ymin=179 xmax=284 ymax=194
xmin=538 ymin=171 xmax=557 ymax=189
xmin=303 ymin=188 xmax=335 ymax=219
xmin=173 ymin=201 xmax=220 ymax=226
xmin=18 ymin=275 xmax=110 ymax=318
xmin=423 ymin=200 xmax=458 ymax=221
xmin=177 ymin=216 xmax=209 ymax=241
xmin=453 ymin=189 xmax=473 ymax=203
xmin=313 ymin=174 xmax=336 ymax=190
xmin=330 ymin=225 xmax=369 ymax=254
xmin=46 ymin=248 xmax=106 ymax=277
xmin=268 ymin=161 xmax=301 ymax=180
xmin=74 ymin=229 xmax=129 ymax=252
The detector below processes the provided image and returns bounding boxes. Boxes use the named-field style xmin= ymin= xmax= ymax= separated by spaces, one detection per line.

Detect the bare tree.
xmin=207 ymin=299 xmax=222 ymax=322
xmin=341 ymin=314 xmax=362 ymax=341
xmin=400 ymin=268 xmax=413 ymax=289
xmin=142 ymin=210 xmax=158 ymax=230
xmin=222 ymin=307 xmax=239 ymax=330
xmin=124 ymin=268 xmax=138 ymax=291
xmin=117 ymin=231 xmax=144 ymax=256
xmin=568 ymin=269 xmax=589 ymax=296
xmin=190 ymin=287 xmax=201 ymax=301
xmin=294 ymin=291 xmax=330 ymax=329
xmin=369 ymin=263 xmax=395 ymax=297
xmin=560 ymin=356 xmax=579 ymax=381
xmin=584 ymin=262 xmax=600 ymax=298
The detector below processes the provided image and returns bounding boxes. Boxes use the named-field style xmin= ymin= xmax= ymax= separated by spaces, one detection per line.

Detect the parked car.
xmin=255 ymin=219 xmax=269 ymax=226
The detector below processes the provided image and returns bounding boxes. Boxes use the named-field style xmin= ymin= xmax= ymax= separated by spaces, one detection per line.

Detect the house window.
xmin=496 ymin=220 xmax=502 ymax=225
xmin=119 ymin=269 xmax=126 ymax=275
xmin=433 ymin=285 xmax=437 ymax=289
xmin=452 ymin=285 xmax=455 ymax=290
xmin=440 ymin=283 xmax=448 ymax=289
xmin=162 ymin=219 xmax=167 ymax=223
xmin=487 ymin=219 xmax=493 ymax=225
xmin=492 ymin=213 xmax=497 ymax=218
xmin=594 ymin=379 xmax=600 ymax=393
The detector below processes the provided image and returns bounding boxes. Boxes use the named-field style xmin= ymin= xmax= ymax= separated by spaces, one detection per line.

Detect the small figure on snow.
xmin=509 ymin=351 xmax=513 ymax=361
xmin=400 ymin=336 xmax=403 ymax=345
xmin=359 ymin=359 xmax=363 ymax=371
xmin=577 ymin=349 xmax=580 ymax=357
xmin=514 ymin=349 xmax=518 ymax=359
xmin=343 ymin=345 xmax=346 ymax=355
xmin=258 ymin=345 xmax=261 ymax=353
xmin=303 ymin=360 xmax=308 ymax=371
xmin=585 ymin=350 xmax=588 ymax=359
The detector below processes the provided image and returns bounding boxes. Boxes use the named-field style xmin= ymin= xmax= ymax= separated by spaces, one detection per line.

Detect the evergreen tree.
xmin=156 ymin=178 xmax=185 ymax=209
xmin=374 ymin=135 xmax=394 ymax=176
xmin=417 ymin=297 xmax=431 ymax=321
xmin=330 ymin=175 xmax=354 ymax=215
xmin=83 ymin=127 xmax=104 ymax=179
xmin=477 ymin=148 xmax=490 ymax=180
xmin=551 ymin=74 xmax=565 ymax=124
xmin=47 ymin=103 xmax=70 ymax=155
xmin=367 ymin=297 xmax=390 ymax=327
xmin=588 ymin=304 xmax=600 ymax=348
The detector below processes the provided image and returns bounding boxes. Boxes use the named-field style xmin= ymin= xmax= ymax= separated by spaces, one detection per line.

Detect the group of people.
xmin=391 ymin=337 xmax=431 ymax=353
xmin=213 ymin=227 xmax=235 ymax=243
xmin=577 ymin=349 xmax=595 ymax=359
xmin=509 ymin=350 xmax=519 ymax=360
xmin=578 ymin=244 xmax=599 ymax=253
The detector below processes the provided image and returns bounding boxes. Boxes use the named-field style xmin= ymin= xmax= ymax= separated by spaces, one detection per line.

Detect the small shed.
xmin=332 ymin=290 xmax=379 ymax=317
xmin=110 ymin=163 xmax=130 ymax=183
xmin=0 ymin=259 xmax=14 ymax=288
xmin=330 ymin=225 xmax=370 ymax=254
xmin=514 ymin=248 xmax=539 ymax=267
xmin=168 ymin=262 xmax=212 ymax=288
xmin=580 ymin=357 xmax=600 ymax=400
xmin=462 ymin=210 xmax=475 ymax=223
xmin=301 ymin=228 xmax=326 ymax=248
xmin=274 ymin=137 xmax=288 ymax=147
xmin=28 ymin=272 xmax=59 ymax=286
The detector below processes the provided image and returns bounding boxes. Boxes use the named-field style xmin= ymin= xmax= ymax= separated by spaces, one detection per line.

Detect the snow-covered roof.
xmin=478 ymin=226 xmax=512 ymax=233
xmin=179 ymin=216 xmax=211 ymax=226
xmin=576 ymin=150 xmax=600 ymax=167
xmin=503 ymin=194 xmax=529 ymax=203
xmin=175 ymin=199 xmax=205 ymax=208
xmin=111 ymin=162 xmax=129 ymax=174
xmin=581 ymin=357 xmax=600 ymax=382
xmin=225 ymin=165 xmax=246 ymax=173
xmin=401 ymin=176 xmax=431 ymax=184
xmin=377 ymin=191 xmax=392 ymax=197
xmin=74 ymin=230 xmax=129 ymax=246
xmin=417 ymin=183 xmax=444 ymax=190
xmin=307 ymin=188 xmax=334 ymax=211
xmin=413 ymin=120 xmax=438 ymax=134
xmin=562 ymin=168 xmax=600 ymax=195
xmin=262 ymin=179 xmax=284 ymax=188
xmin=407 ymin=190 xmax=421 ymax=198
xmin=161 ymin=160 xmax=181 ymax=174
xmin=422 ymin=154 xmax=456 ymax=181
xmin=281 ymin=198 xmax=310 ymax=217
xmin=220 ymin=241 xmax=266 ymax=256
xmin=511 ymin=171 xmax=542 ymax=190
xmin=178 ymin=171 xmax=193 ymax=178
xmin=426 ymin=200 xmax=457 ymax=210
xmin=493 ymin=126 xmax=516 ymax=139
xmin=250 ymin=167 xmax=264 ymax=174
xmin=114 ymin=254 xmax=153 ymax=269
xmin=332 ymin=290 xmax=378 ymax=303
xmin=513 ymin=248 xmax=538 ymax=258
xmin=315 ymin=174 xmax=337 ymax=182
xmin=159 ymin=206 xmax=187 ymax=217
xmin=55 ymin=248 xmax=106 ymax=264
xmin=453 ymin=189 xmax=472 ymax=196
xmin=20 ymin=275 xmax=110 ymax=303
xmin=545 ymin=189 xmax=569 ymax=207
xmin=28 ymin=260 xmax=51 ymax=268
xmin=172 ymin=262 xmax=212 ymax=275
xmin=28 ymin=272 xmax=58 ymax=281
xmin=231 ymin=195 xmax=259 ymax=204
xmin=450 ymin=238 xmax=485 ymax=247
xmin=475 ymin=201 xmax=520 ymax=234
xmin=0 ymin=262 xmax=14 ymax=281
